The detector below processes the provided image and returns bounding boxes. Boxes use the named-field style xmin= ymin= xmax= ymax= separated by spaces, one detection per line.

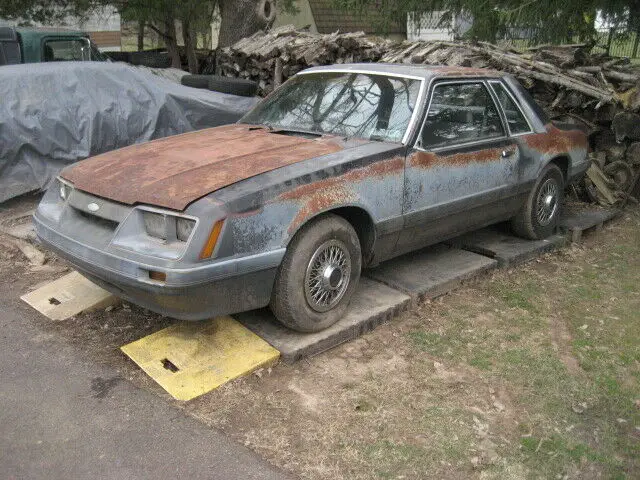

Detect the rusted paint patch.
xmin=289 ymin=186 xmax=355 ymax=233
xmin=62 ymin=124 xmax=344 ymax=211
xmin=409 ymin=148 xmax=505 ymax=169
xmin=279 ymin=156 xmax=404 ymax=232
xmin=280 ymin=156 xmax=404 ymax=201
xmin=522 ymin=124 xmax=588 ymax=155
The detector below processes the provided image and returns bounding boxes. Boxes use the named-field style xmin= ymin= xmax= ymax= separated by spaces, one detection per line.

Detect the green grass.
xmin=401 ymin=214 xmax=640 ymax=478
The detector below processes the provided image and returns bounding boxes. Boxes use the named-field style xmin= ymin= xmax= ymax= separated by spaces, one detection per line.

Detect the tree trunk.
xmin=137 ymin=20 xmax=144 ymax=51
xmin=218 ymin=0 xmax=276 ymax=48
xmin=182 ymin=17 xmax=199 ymax=74
xmin=164 ymin=16 xmax=181 ymax=69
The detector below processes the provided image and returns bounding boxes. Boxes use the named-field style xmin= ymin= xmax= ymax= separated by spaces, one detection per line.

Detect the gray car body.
xmin=34 ymin=64 xmax=590 ymax=320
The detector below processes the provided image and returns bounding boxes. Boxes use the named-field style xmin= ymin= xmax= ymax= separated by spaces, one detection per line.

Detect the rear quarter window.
xmin=509 ymin=78 xmax=550 ymax=125
xmin=490 ymin=81 xmax=532 ymax=135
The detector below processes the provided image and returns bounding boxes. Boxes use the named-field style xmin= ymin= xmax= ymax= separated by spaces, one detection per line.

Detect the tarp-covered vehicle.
xmin=0 ymin=62 xmax=259 ymax=202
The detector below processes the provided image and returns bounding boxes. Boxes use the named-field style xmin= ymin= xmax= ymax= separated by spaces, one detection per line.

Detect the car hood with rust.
xmin=61 ymin=124 xmax=348 ymax=210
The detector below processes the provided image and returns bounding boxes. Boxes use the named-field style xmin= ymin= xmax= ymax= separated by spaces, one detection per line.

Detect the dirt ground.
xmin=2 ymin=194 xmax=639 ymax=479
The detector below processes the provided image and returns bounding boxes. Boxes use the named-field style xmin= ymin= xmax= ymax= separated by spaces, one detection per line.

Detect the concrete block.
xmin=21 ymin=271 xmax=118 ymax=321
xmin=235 ymin=278 xmax=410 ymax=363
xmin=447 ymin=226 xmax=566 ymax=267
xmin=366 ymin=244 xmax=498 ymax=300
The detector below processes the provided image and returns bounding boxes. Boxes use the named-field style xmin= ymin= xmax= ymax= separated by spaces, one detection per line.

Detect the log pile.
xmin=215 ymin=25 xmax=392 ymax=93
xmin=216 ymin=25 xmax=640 ymax=206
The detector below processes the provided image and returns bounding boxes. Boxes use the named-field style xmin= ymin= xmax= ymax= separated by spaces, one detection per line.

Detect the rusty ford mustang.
xmin=35 ymin=64 xmax=589 ymax=332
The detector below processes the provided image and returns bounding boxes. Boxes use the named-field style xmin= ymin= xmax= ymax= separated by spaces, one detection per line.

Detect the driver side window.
xmin=420 ymin=82 xmax=504 ymax=149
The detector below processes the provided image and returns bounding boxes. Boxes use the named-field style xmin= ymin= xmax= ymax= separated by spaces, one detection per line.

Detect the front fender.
xmin=212 ymin=155 xmax=405 ymax=259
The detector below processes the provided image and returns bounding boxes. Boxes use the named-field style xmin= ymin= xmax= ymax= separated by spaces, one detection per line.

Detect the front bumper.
xmin=34 ymin=213 xmax=285 ymax=320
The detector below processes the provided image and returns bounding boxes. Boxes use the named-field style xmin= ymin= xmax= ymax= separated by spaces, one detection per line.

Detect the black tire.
xmin=181 ymin=74 xmax=212 ymax=89
xmin=270 ymin=214 xmax=362 ymax=333
xmin=105 ymin=51 xmax=131 ymax=63
xmin=511 ymin=164 xmax=564 ymax=240
xmin=128 ymin=51 xmax=171 ymax=68
xmin=208 ymin=75 xmax=258 ymax=97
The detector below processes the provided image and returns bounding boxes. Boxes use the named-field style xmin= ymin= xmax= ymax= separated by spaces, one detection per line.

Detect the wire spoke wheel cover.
xmin=536 ymin=178 xmax=559 ymax=226
xmin=304 ymin=239 xmax=352 ymax=313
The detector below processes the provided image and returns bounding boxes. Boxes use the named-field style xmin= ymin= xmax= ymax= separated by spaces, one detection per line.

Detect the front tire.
xmin=511 ymin=163 xmax=564 ymax=240
xmin=270 ymin=214 xmax=362 ymax=332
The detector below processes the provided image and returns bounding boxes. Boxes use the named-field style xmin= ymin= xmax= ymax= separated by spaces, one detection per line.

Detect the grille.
xmin=75 ymin=208 xmax=119 ymax=231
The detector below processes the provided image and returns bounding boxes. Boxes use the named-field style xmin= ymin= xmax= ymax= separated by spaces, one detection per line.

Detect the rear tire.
xmin=105 ymin=51 xmax=131 ymax=63
xmin=128 ymin=51 xmax=171 ymax=68
xmin=207 ymin=76 xmax=258 ymax=97
xmin=181 ymin=74 xmax=212 ymax=89
xmin=511 ymin=163 xmax=564 ymax=240
xmin=270 ymin=214 xmax=362 ymax=333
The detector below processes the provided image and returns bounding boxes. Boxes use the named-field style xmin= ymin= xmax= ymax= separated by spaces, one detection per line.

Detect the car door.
xmin=397 ymin=79 xmax=521 ymax=250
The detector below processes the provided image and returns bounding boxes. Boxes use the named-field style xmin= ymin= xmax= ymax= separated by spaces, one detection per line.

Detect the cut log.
xmin=612 ymin=112 xmax=640 ymax=142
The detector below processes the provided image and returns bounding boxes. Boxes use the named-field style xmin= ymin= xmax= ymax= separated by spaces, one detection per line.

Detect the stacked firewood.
xmin=216 ymin=25 xmax=640 ymax=205
xmin=215 ymin=25 xmax=392 ymax=93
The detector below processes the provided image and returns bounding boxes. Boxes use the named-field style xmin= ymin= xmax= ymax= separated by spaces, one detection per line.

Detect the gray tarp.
xmin=0 ymin=62 xmax=259 ymax=203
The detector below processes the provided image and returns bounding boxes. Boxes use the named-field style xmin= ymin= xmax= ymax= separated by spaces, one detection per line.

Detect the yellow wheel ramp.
xmin=121 ymin=316 xmax=280 ymax=401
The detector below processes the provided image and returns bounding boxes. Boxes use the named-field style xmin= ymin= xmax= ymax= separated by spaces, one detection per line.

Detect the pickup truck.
xmin=0 ymin=26 xmax=107 ymax=65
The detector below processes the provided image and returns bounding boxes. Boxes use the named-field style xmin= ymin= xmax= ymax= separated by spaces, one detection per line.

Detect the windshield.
xmin=241 ymin=72 xmax=422 ymax=143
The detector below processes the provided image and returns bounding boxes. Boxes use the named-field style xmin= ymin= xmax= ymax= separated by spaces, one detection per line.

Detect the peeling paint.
xmin=62 ymin=124 xmax=344 ymax=210
xmin=522 ymin=123 xmax=588 ymax=155
xmin=277 ymin=156 xmax=404 ymax=232
xmin=409 ymin=147 xmax=506 ymax=169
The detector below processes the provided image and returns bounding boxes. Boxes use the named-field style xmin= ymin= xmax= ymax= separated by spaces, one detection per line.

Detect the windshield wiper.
xmin=269 ymin=128 xmax=322 ymax=138
xmin=368 ymin=135 xmax=387 ymax=142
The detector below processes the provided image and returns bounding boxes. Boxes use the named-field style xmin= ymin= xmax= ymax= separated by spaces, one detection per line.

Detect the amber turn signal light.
xmin=199 ymin=219 xmax=225 ymax=259
xmin=149 ymin=270 xmax=167 ymax=282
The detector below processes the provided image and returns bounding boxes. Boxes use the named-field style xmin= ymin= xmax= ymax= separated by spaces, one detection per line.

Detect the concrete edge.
xmin=278 ymin=294 xmax=411 ymax=363
xmin=456 ymin=233 xmax=567 ymax=268
xmin=367 ymin=259 xmax=499 ymax=303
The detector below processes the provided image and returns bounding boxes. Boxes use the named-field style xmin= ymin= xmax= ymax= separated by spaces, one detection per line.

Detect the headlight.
xmin=176 ymin=217 xmax=196 ymax=242
xmin=143 ymin=212 xmax=167 ymax=239
xmin=142 ymin=211 xmax=196 ymax=243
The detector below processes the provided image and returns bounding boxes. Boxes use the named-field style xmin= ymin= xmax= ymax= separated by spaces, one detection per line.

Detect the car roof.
xmin=15 ymin=26 xmax=86 ymax=36
xmin=302 ymin=63 xmax=502 ymax=80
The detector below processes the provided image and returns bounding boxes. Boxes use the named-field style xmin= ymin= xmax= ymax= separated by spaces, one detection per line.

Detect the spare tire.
xmin=129 ymin=51 xmax=171 ymax=68
xmin=105 ymin=51 xmax=131 ymax=63
xmin=208 ymin=76 xmax=258 ymax=97
xmin=181 ymin=74 xmax=212 ymax=89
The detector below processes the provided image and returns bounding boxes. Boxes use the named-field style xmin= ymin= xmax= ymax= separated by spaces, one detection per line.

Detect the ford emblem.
xmin=87 ymin=202 xmax=100 ymax=212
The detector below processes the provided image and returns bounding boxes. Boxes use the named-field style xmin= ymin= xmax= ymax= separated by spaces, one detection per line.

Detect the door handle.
xmin=501 ymin=149 xmax=516 ymax=158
